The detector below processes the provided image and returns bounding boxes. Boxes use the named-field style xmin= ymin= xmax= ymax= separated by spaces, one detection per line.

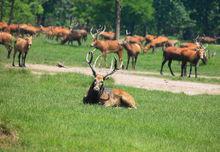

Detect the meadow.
xmin=1 ymin=35 xmax=220 ymax=78
xmin=0 ymin=36 xmax=220 ymax=151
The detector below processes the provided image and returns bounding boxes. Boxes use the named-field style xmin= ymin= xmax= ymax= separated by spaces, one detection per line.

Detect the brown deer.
xmin=0 ymin=32 xmax=14 ymax=58
xmin=121 ymin=40 xmax=142 ymax=70
xmin=83 ymin=51 xmax=137 ymax=108
xmin=125 ymin=30 xmax=145 ymax=44
xmin=90 ymin=26 xmax=123 ymax=68
xmin=160 ymin=46 xmax=205 ymax=78
xmin=143 ymin=36 xmax=169 ymax=53
xmin=12 ymin=36 xmax=32 ymax=67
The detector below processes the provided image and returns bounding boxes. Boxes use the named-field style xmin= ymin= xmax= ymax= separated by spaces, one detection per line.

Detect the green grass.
xmin=0 ymin=35 xmax=220 ymax=79
xmin=0 ymin=64 xmax=219 ymax=151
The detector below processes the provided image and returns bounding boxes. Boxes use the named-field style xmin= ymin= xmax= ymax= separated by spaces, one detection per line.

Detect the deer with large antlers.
xmin=83 ymin=51 xmax=137 ymax=108
xmin=90 ymin=26 xmax=124 ymax=68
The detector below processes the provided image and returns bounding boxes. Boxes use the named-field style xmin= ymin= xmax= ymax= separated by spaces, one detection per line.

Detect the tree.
xmin=0 ymin=0 xmax=4 ymax=21
xmin=115 ymin=0 xmax=121 ymax=40
xmin=8 ymin=0 xmax=15 ymax=24
xmin=121 ymin=0 xmax=154 ymax=35
xmin=153 ymin=0 xmax=194 ymax=37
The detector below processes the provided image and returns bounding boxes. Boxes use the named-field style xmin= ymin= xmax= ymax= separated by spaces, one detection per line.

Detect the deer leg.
xmin=132 ymin=57 xmax=135 ymax=70
xmin=12 ymin=50 xmax=17 ymax=66
xmin=77 ymin=39 xmax=81 ymax=46
xmin=5 ymin=44 xmax=12 ymax=59
xmin=184 ymin=64 xmax=187 ymax=77
xmin=188 ymin=64 xmax=192 ymax=78
xmin=21 ymin=53 xmax=25 ymax=67
xmin=160 ymin=59 xmax=167 ymax=75
xmin=117 ymin=49 xmax=123 ymax=69
xmin=134 ymin=55 xmax=138 ymax=70
xmin=126 ymin=56 xmax=130 ymax=70
xmin=168 ymin=60 xmax=175 ymax=76
xmin=18 ymin=52 xmax=22 ymax=67
xmin=22 ymin=52 xmax=27 ymax=67
xmin=152 ymin=46 xmax=155 ymax=53
xmin=195 ymin=65 xmax=198 ymax=78
xmin=181 ymin=62 xmax=186 ymax=77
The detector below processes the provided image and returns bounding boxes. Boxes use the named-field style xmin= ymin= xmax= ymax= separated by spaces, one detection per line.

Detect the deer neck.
xmin=86 ymin=82 xmax=105 ymax=103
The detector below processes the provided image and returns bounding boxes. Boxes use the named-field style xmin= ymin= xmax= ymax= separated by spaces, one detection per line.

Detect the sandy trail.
xmin=7 ymin=64 xmax=220 ymax=95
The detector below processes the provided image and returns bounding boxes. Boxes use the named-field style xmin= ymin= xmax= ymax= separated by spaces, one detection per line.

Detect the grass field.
xmin=0 ymin=35 xmax=220 ymax=78
xmin=0 ymin=64 xmax=219 ymax=151
xmin=0 ymin=35 xmax=220 ymax=151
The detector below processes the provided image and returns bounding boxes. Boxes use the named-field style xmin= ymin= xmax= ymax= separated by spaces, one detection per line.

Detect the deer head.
xmin=90 ymin=26 xmax=106 ymax=47
xmin=25 ymin=36 xmax=32 ymax=48
xmin=86 ymin=51 xmax=118 ymax=92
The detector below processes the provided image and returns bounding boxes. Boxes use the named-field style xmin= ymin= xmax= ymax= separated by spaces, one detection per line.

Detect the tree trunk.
xmin=115 ymin=0 xmax=121 ymax=40
xmin=8 ymin=0 xmax=15 ymax=25
xmin=0 ymin=0 xmax=4 ymax=21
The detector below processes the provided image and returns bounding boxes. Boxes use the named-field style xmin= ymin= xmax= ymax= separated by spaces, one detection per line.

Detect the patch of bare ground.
xmin=0 ymin=124 xmax=18 ymax=149
xmin=6 ymin=64 xmax=220 ymax=95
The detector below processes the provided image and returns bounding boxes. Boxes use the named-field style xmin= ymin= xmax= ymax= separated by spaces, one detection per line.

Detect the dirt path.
xmin=7 ymin=64 xmax=220 ymax=95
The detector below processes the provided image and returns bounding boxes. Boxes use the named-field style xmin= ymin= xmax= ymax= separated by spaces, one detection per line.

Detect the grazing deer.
xmin=90 ymin=26 xmax=124 ymax=68
xmin=83 ymin=51 xmax=137 ymax=108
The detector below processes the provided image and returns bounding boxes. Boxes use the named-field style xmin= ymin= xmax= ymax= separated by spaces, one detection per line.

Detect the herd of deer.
xmin=0 ymin=21 xmax=218 ymax=108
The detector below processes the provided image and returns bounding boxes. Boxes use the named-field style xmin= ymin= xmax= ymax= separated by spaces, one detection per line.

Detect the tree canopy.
xmin=0 ymin=0 xmax=219 ymax=38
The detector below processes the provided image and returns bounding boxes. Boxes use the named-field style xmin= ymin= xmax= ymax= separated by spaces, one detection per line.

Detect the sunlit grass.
xmin=0 ymin=65 xmax=219 ymax=151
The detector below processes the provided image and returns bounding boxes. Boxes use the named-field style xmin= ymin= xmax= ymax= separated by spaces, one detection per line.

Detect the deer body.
xmin=122 ymin=41 xmax=142 ymax=70
xmin=90 ymin=27 xmax=123 ymax=68
xmin=83 ymin=52 xmax=137 ymax=108
xmin=12 ymin=36 xmax=32 ymax=67
xmin=144 ymin=36 xmax=168 ymax=53
xmin=160 ymin=46 xmax=205 ymax=78
xmin=83 ymin=75 xmax=136 ymax=108
xmin=0 ymin=32 xmax=14 ymax=58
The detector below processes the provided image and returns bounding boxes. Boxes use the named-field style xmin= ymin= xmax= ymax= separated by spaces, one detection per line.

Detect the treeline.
xmin=0 ymin=0 xmax=219 ymax=39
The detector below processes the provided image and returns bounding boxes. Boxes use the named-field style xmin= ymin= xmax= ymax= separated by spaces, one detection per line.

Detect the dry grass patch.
xmin=0 ymin=123 xmax=18 ymax=149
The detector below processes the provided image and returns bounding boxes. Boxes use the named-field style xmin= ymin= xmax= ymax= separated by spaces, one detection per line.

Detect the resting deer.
xmin=83 ymin=51 xmax=137 ymax=108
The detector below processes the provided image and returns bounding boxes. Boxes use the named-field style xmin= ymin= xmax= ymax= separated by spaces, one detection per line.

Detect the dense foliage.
xmin=0 ymin=0 xmax=219 ymax=38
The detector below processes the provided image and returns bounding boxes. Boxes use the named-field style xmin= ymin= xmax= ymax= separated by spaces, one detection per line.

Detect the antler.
xmin=97 ymin=25 xmax=106 ymax=33
xmin=103 ymin=56 xmax=118 ymax=80
xmin=90 ymin=26 xmax=106 ymax=39
xmin=125 ymin=29 xmax=131 ymax=36
xmin=90 ymin=27 xmax=96 ymax=38
xmin=86 ymin=51 xmax=97 ymax=77
xmin=202 ymin=43 xmax=208 ymax=50
xmin=194 ymin=35 xmax=200 ymax=43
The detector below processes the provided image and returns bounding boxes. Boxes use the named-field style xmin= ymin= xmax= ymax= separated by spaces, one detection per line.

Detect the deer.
xmin=143 ymin=36 xmax=169 ymax=53
xmin=90 ymin=26 xmax=124 ymax=68
xmin=83 ymin=51 xmax=137 ymax=108
xmin=0 ymin=32 xmax=14 ymax=58
xmin=198 ymin=35 xmax=217 ymax=44
xmin=145 ymin=34 xmax=157 ymax=44
xmin=121 ymin=40 xmax=142 ymax=70
xmin=99 ymin=31 xmax=115 ymax=40
xmin=160 ymin=45 xmax=206 ymax=78
xmin=125 ymin=30 xmax=145 ymax=44
xmin=12 ymin=36 xmax=32 ymax=67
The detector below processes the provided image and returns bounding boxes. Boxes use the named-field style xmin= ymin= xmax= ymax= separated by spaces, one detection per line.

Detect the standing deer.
xmin=90 ymin=26 xmax=124 ymax=68
xmin=83 ymin=51 xmax=137 ymax=108
xmin=12 ymin=36 xmax=32 ymax=67
xmin=121 ymin=40 xmax=142 ymax=70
